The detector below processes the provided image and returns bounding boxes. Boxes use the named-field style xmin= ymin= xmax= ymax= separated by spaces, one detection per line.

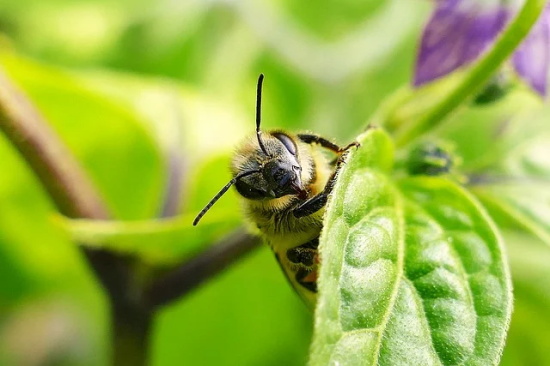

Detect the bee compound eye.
xmin=273 ymin=133 xmax=297 ymax=155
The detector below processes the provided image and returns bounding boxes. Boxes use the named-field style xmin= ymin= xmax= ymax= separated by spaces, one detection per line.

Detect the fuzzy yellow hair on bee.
xmin=194 ymin=74 xmax=358 ymax=307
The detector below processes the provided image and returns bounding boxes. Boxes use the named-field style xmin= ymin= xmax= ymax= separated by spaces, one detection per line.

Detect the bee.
xmin=193 ymin=74 xmax=358 ymax=307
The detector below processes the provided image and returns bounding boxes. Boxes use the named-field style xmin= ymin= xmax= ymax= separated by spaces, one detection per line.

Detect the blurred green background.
xmin=0 ymin=0 xmax=549 ymax=365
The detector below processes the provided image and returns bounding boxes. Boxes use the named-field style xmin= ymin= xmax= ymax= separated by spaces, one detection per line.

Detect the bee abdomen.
xmin=285 ymin=237 xmax=319 ymax=293
xmin=296 ymin=268 xmax=318 ymax=293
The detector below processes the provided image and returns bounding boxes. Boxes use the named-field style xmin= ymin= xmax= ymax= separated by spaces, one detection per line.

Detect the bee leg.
xmin=293 ymin=145 xmax=357 ymax=218
xmin=286 ymin=238 xmax=319 ymax=266
xmin=292 ymin=188 xmax=330 ymax=218
xmin=297 ymin=134 xmax=341 ymax=153
xmin=286 ymin=238 xmax=320 ymax=292
xmin=298 ymin=134 xmax=360 ymax=154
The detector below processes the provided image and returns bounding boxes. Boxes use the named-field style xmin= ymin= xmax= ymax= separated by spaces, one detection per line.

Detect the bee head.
xmin=193 ymin=73 xmax=305 ymax=226
xmin=234 ymin=132 xmax=306 ymax=200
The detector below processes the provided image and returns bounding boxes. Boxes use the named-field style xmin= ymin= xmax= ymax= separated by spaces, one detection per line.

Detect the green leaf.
xmin=310 ymin=127 xmax=402 ymax=364
xmin=59 ymin=155 xmax=242 ymax=264
xmin=436 ymin=90 xmax=539 ymax=172
xmin=310 ymin=129 xmax=512 ymax=365
xmin=469 ymin=112 xmax=550 ymax=246
xmin=152 ymin=247 xmax=312 ymax=366
xmin=398 ymin=179 xmax=512 ymax=366
xmin=474 ymin=183 xmax=550 ymax=247
xmin=60 ymin=213 xmax=239 ymax=265
xmin=420 ymin=85 xmax=550 ymax=247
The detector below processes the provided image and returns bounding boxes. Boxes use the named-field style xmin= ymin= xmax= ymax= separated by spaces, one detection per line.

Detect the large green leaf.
xmin=0 ymin=57 xmax=117 ymax=366
xmin=310 ymin=127 xmax=400 ymax=365
xmin=310 ymin=128 xmax=512 ymax=365
xmin=398 ymin=179 xmax=512 ymax=366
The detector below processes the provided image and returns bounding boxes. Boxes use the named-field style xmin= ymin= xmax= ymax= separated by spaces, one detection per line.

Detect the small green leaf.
xmin=58 ymin=155 xmax=242 ymax=264
xmin=60 ymin=213 xmax=239 ymax=265
xmin=470 ymin=117 xmax=550 ymax=246
xmin=474 ymin=184 xmax=550 ymax=246
xmin=310 ymin=129 xmax=512 ymax=365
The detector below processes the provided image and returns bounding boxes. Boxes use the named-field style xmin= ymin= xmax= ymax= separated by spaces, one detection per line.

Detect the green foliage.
xmin=310 ymin=128 xmax=401 ymax=365
xmin=0 ymin=0 xmax=549 ymax=365
xmin=62 ymin=157 xmax=241 ymax=264
xmin=2 ymin=54 xmax=165 ymax=220
xmin=469 ymin=113 xmax=550 ymax=246
xmin=62 ymin=214 xmax=238 ymax=265
xmin=0 ymin=47 xmax=314 ymax=365
xmin=311 ymin=129 xmax=512 ymax=365
xmin=152 ymin=247 xmax=312 ymax=366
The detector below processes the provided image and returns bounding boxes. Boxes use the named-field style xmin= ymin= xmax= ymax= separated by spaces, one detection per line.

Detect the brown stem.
xmin=0 ymin=67 xmax=261 ymax=365
xmin=113 ymin=297 xmax=152 ymax=366
xmin=0 ymin=70 xmax=108 ymax=219
xmin=146 ymin=229 xmax=261 ymax=309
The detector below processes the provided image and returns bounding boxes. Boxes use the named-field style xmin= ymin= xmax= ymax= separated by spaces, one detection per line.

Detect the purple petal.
xmin=513 ymin=5 xmax=550 ymax=96
xmin=414 ymin=0 xmax=510 ymax=86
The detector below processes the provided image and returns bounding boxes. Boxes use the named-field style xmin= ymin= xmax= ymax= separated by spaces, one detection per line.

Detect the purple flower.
xmin=414 ymin=0 xmax=550 ymax=96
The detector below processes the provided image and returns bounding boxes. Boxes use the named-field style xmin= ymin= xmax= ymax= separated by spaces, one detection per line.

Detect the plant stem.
xmin=0 ymin=68 xmax=148 ymax=365
xmin=113 ymin=300 xmax=153 ymax=366
xmin=0 ymin=70 xmax=109 ymax=219
xmin=394 ymin=0 xmax=548 ymax=146
xmin=146 ymin=229 xmax=261 ymax=309
xmin=0 ymin=66 xmax=263 ymax=365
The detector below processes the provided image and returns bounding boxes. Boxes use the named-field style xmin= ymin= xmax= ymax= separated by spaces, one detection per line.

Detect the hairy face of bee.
xmin=234 ymin=132 xmax=306 ymax=200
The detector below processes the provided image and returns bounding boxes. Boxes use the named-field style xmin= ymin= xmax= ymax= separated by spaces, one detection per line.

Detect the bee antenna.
xmin=193 ymin=169 xmax=261 ymax=226
xmin=256 ymin=74 xmax=271 ymax=157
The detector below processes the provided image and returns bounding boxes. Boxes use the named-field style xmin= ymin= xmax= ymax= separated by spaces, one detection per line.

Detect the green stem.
xmin=395 ymin=0 xmax=548 ymax=146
